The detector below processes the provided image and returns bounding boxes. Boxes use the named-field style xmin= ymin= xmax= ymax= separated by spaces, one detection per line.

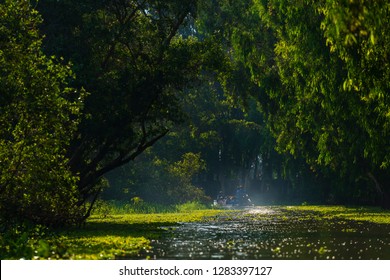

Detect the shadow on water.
xmin=140 ymin=206 xmax=390 ymax=260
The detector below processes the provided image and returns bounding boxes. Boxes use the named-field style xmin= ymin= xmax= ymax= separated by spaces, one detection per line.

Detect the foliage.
xmin=94 ymin=197 xmax=211 ymax=216
xmin=175 ymin=201 xmax=209 ymax=212
xmin=0 ymin=223 xmax=67 ymax=260
xmin=149 ymin=80 xmax=272 ymax=197
xmin=0 ymin=0 xmax=84 ymax=227
xmin=91 ymin=199 xmax=177 ymax=215
xmin=105 ymin=152 xmax=210 ymax=205
xmin=36 ymin=0 xmax=227 ymax=214
xmin=197 ymin=0 xmax=390 ymax=207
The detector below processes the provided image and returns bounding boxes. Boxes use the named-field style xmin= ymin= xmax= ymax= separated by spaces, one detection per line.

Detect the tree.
xmin=36 ymin=0 xmax=226 ymax=216
xmin=320 ymin=0 xmax=390 ymax=205
xmin=0 ymin=0 xmax=84 ymax=227
xmin=206 ymin=0 xmax=390 ymax=206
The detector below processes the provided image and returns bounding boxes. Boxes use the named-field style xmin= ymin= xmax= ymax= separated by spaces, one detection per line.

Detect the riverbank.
xmin=2 ymin=205 xmax=390 ymax=260
xmin=65 ymin=210 xmax=225 ymax=260
xmin=0 ymin=209 xmax=225 ymax=260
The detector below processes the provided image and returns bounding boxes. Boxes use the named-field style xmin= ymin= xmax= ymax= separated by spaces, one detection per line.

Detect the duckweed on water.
xmin=143 ymin=206 xmax=390 ymax=260
xmin=1 ymin=209 xmax=224 ymax=260
xmin=283 ymin=205 xmax=390 ymax=224
xmin=4 ymin=206 xmax=390 ymax=260
xmin=58 ymin=210 xmax=225 ymax=260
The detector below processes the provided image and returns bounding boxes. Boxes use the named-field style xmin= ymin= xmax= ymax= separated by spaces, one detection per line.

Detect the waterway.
xmin=142 ymin=206 xmax=390 ymax=260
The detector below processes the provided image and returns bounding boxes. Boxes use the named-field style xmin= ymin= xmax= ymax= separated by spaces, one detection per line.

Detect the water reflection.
xmin=142 ymin=206 xmax=390 ymax=260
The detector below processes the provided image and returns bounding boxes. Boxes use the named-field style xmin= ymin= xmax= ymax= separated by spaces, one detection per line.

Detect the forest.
xmin=0 ymin=0 xmax=389 ymax=260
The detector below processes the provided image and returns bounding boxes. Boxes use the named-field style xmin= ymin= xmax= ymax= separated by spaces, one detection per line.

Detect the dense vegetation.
xmin=0 ymin=0 xmax=389 ymax=257
xmin=103 ymin=0 xmax=390 ymax=208
xmin=0 ymin=1 xmax=84 ymax=227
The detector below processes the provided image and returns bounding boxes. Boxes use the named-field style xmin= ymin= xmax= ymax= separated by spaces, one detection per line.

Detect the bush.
xmin=0 ymin=223 xmax=66 ymax=260
xmin=175 ymin=201 xmax=208 ymax=212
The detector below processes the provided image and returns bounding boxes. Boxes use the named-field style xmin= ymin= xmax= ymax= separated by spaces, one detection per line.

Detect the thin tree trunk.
xmin=367 ymin=172 xmax=390 ymax=209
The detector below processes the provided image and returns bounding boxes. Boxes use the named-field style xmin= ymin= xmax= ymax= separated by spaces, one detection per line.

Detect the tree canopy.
xmin=198 ymin=0 xmax=389 ymax=206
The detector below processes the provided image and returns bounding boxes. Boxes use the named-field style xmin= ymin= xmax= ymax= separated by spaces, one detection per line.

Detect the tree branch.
xmin=78 ymin=129 xmax=169 ymax=196
xmin=163 ymin=10 xmax=189 ymax=48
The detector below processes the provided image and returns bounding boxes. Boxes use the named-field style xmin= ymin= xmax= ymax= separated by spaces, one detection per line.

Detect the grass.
xmin=91 ymin=200 xmax=213 ymax=216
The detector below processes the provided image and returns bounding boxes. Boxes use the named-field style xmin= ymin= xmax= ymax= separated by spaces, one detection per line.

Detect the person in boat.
xmin=216 ymin=191 xmax=227 ymax=205
xmin=235 ymin=185 xmax=253 ymax=206
xmin=235 ymin=185 xmax=244 ymax=205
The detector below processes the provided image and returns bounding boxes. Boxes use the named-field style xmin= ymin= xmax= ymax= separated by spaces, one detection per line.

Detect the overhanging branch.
xmin=78 ymin=129 xmax=169 ymax=196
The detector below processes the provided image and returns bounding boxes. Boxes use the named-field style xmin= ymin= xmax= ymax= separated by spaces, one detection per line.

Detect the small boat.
xmin=214 ymin=191 xmax=254 ymax=209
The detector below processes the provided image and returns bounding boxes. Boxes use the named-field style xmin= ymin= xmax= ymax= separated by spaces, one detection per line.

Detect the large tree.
xmin=202 ymin=0 xmax=390 ymax=206
xmin=36 ymin=0 xmax=226 ymax=216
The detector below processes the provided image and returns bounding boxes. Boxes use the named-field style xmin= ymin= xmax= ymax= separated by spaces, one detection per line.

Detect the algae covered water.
xmin=143 ymin=206 xmax=390 ymax=260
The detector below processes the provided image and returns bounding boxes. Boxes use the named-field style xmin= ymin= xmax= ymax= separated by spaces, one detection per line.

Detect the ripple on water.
xmin=144 ymin=206 xmax=390 ymax=260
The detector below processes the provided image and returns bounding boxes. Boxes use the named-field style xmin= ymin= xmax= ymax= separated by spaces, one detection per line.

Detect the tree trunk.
xmin=367 ymin=172 xmax=390 ymax=209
